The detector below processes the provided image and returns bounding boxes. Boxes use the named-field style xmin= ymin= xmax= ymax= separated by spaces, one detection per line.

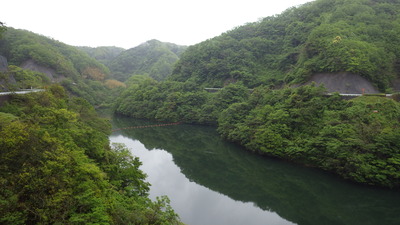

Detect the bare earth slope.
xmin=21 ymin=60 xmax=65 ymax=82
xmin=0 ymin=55 xmax=7 ymax=72
xmin=392 ymin=78 xmax=400 ymax=92
xmin=305 ymin=72 xmax=380 ymax=94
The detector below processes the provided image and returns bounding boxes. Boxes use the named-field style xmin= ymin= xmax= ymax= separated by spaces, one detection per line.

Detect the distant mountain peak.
xmin=109 ymin=40 xmax=187 ymax=81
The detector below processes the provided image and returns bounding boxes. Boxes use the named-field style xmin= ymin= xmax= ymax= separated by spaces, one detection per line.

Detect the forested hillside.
xmin=78 ymin=46 xmax=125 ymax=67
xmin=0 ymin=28 xmax=125 ymax=105
xmin=0 ymin=85 xmax=181 ymax=224
xmin=0 ymin=28 xmax=109 ymax=81
xmin=1 ymin=4 xmax=400 ymax=225
xmin=170 ymin=0 xmax=400 ymax=91
xmin=0 ymin=24 xmax=184 ymax=224
xmin=115 ymin=78 xmax=400 ymax=188
xmin=114 ymin=0 xmax=400 ymax=188
xmin=109 ymin=39 xmax=186 ymax=81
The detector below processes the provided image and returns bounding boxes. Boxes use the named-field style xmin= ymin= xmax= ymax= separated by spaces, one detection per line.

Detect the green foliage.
xmin=6 ymin=65 xmax=50 ymax=89
xmin=105 ymin=143 xmax=150 ymax=197
xmin=112 ymin=0 xmax=400 ymax=189
xmin=218 ymin=85 xmax=400 ymax=188
xmin=0 ymin=85 xmax=181 ymax=224
xmin=0 ymin=27 xmax=121 ymax=106
xmin=171 ymin=0 xmax=400 ymax=91
xmin=109 ymin=40 xmax=187 ymax=82
xmin=115 ymin=79 xmax=249 ymax=124
xmin=299 ymin=23 xmax=395 ymax=88
xmin=0 ymin=28 xmax=110 ymax=79
xmin=115 ymin=78 xmax=400 ymax=188
xmin=78 ymin=46 xmax=125 ymax=66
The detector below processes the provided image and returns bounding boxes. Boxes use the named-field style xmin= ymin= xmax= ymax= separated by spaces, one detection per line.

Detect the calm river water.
xmin=110 ymin=116 xmax=400 ymax=225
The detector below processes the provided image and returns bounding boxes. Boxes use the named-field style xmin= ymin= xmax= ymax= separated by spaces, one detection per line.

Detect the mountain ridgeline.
xmin=108 ymin=40 xmax=187 ymax=81
xmin=114 ymin=0 xmax=400 ymax=188
xmin=0 ymin=28 xmax=127 ymax=105
xmin=170 ymin=0 xmax=400 ymax=91
xmin=0 ymin=26 xmax=182 ymax=224
xmin=77 ymin=46 xmax=125 ymax=67
xmin=1 ymin=0 xmax=400 ymax=223
xmin=0 ymin=28 xmax=109 ymax=81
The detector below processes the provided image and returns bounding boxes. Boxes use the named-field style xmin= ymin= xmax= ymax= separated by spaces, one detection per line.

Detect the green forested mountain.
xmin=109 ymin=39 xmax=187 ymax=81
xmin=77 ymin=46 xmax=125 ymax=66
xmin=0 ymin=25 xmax=182 ymax=224
xmin=1 ymin=3 xmax=400 ymax=225
xmin=114 ymin=0 xmax=400 ymax=188
xmin=0 ymin=28 xmax=109 ymax=81
xmin=170 ymin=0 xmax=400 ymax=91
xmin=0 ymin=28 xmax=126 ymax=105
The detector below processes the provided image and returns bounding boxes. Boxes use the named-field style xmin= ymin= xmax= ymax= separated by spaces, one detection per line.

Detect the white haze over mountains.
xmin=2 ymin=0 xmax=313 ymax=49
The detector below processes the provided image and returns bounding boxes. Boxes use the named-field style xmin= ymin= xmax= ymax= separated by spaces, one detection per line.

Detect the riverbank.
xmin=114 ymin=83 xmax=400 ymax=189
xmin=111 ymin=115 xmax=400 ymax=225
xmin=0 ymin=86 xmax=182 ymax=224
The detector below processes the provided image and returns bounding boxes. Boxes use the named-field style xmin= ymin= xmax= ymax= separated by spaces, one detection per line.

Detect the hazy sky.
xmin=2 ymin=0 xmax=314 ymax=49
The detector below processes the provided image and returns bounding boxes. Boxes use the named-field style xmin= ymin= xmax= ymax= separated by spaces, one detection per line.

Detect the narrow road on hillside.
xmin=0 ymin=89 xmax=45 ymax=96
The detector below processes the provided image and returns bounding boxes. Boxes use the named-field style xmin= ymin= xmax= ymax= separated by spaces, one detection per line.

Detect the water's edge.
xmin=110 ymin=116 xmax=400 ymax=225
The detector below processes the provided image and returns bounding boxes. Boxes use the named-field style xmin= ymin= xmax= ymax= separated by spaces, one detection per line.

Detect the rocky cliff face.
xmin=0 ymin=55 xmax=8 ymax=72
xmin=0 ymin=55 xmax=16 ymax=91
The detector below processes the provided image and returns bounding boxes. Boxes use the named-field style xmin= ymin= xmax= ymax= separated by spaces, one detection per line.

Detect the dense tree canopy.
xmin=3 ymin=65 xmax=50 ymax=90
xmin=78 ymin=46 xmax=125 ymax=67
xmin=115 ymin=77 xmax=249 ymax=124
xmin=1 ymin=4 xmax=400 ymax=224
xmin=109 ymin=40 xmax=186 ymax=82
xmin=170 ymin=0 xmax=400 ymax=91
xmin=0 ymin=85 xmax=182 ymax=224
xmin=0 ymin=28 xmax=109 ymax=81
xmin=218 ymin=85 xmax=400 ymax=188
xmin=115 ymin=78 xmax=400 ymax=188
xmin=0 ymin=28 xmax=127 ymax=106
xmin=107 ymin=0 xmax=400 ymax=189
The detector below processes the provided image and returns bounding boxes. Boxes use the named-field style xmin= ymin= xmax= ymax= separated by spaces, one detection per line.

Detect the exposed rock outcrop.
xmin=0 ymin=55 xmax=8 ymax=72
xmin=305 ymin=72 xmax=380 ymax=94
xmin=21 ymin=60 xmax=65 ymax=82
xmin=0 ymin=55 xmax=16 ymax=91
xmin=392 ymin=78 xmax=400 ymax=92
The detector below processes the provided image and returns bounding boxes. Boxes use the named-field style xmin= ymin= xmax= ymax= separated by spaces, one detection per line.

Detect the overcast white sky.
xmin=2 ymin=0 xmax=314 ymax=49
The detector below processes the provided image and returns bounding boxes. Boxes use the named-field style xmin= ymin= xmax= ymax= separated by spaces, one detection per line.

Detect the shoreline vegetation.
xmin=0 ymin=86 xmax=182 ymax=224
xmin=114 ymin=81 xmax=400 ymax=189
xmin=2 ymin=0 xmax=400 ymax=223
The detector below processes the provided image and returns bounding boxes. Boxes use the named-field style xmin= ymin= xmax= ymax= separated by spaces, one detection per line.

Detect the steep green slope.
xmin=218 ymin=85 xmax=400 ymax=188
xmin=0 ymin=25 xmax=182 ymax=224
xmin=170 ymin=0 xmax=400 ymax=91
xmin=0 ymin=28 xmax=109 ymax=80
xmin=78 ymin=46 xmax=125 ymax=66
xmin=109 ymin=39 xmax=186 ymax=81
xmin=0 ymin=28 xmax=124 ymax=105
xmin=0 ymin=85 xmax=181 ymax=224
xmin=114 ymin=0 xmax=400 ymax=188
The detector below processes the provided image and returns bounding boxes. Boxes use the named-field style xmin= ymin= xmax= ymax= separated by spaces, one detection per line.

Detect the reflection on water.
xmin=110 ymin=116 xmax=400 ymax=225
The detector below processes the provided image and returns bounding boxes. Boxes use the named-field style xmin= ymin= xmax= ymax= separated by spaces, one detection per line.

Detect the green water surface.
xmin=110 ymin=116 xmax=400 ymax=225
